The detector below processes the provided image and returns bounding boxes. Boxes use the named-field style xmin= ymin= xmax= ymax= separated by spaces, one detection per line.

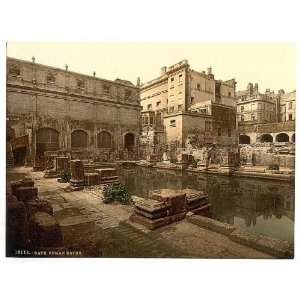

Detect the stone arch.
xmin=276 ymin=133 xmax=289 ymax=142
xmin=36 ymin=127 xmax=59 ymax=155
xmin=260 ymin=133 xmax=273 ymax=143
xmin=124 ymin=132 xmax=135 ymax=150
xmin=71 ymin=129 xmax=88 ymax=148
xmin=239 ymin=134 xmax=251 ymax=144
xmin=97 ymin=130 xmax=112 ymax=148
xmin=292 ymin=133 xmax=295 ymax=143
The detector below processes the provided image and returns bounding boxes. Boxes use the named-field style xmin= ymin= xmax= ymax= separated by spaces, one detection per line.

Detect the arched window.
xmin=276 ymin=133 xmax=289 ymax=143
xmin=260 ymin=134 xmax=273 ymax=143
xmin=239 ymin=135 xmax=250 ymax=144
xmin=124 ymin=133 xmax=135 ymax=150
xmin=36 ymin=128 xmax=59 ymax=154
xmin=71 ymin=130 xmax=88 ymax=148
xmin=97 ymin=131 xmax=112 ymax=148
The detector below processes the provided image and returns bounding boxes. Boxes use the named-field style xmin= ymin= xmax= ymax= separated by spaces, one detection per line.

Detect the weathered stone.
xmin=11 ymin=179 xmax=34 ymax=197
xmin=149 ymin=189 xmax=186 ymax=214
xmin=15 ymin=186 xmax=38 ymax=202
xmin=84 ymin=173 xmax=99 ymax=186
xmin=130 ymin=211 xmax=186 ymax=230
xmin=70 ymin=159 xmax=84 ymax=189
xmin=95 ymin=168 xmax=119 ymax=184
xmin=55 ymin=156 xmax=69 ymax=174
xmin=6 ymin=196 xmax=28 ymax=255
xmin=26 ymin=198 xmax=54 ymax=217
xmin=29 ymin=212 xmax=62 ymax=247
xmin=229 ymin=229 xmax=293 ymax=258
xmin=187 ymin=215 xmax=235 ymax=235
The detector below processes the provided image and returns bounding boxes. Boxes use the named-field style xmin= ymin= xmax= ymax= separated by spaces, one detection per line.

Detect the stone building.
xmin=6 ymin=57 xmax=141 ymax=167
xmin=140 ymin=60 xmax=237 ymax=154
xmin=237 ymin=83 xmax=296 ymax=145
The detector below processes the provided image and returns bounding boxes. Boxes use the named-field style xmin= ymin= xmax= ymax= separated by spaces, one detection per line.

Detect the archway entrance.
xmin=276 ymin=133 xmax=289 ymax=142
xmin=36 ymin=128 xmax=59 ymax=156
xmin=260 ymin=134 xmax=273 ymax=143
xmin=124 ymin=133 xmax=135 ymax=151
xmin=239 ymin=135 xmax=250 ymax=144
xmin=97 ymin=131 xmax=112 ymax=148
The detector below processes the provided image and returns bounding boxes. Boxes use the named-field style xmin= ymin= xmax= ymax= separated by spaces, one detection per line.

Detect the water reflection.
xmin=119 ymin=167 xmax=294 ymax=243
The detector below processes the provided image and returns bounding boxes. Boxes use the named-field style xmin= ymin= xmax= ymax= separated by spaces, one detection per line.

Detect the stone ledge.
xmin=187 ymin=215 xmax=235 ymax=235
xmin=229 ymin=229 xmax=293 ymax=258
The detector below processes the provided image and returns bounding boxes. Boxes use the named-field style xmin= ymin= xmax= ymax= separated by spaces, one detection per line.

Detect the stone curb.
xmin=229 ymin=229 xmax=293 ymax=258
xmin=187 ymin=214 xmax=235 ymax=236
xmin=187 ymin=215 xmax=294 ymax=258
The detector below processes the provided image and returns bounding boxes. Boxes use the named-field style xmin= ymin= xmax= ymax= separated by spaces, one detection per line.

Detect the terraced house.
xmin=6 ymin=57 xmax=141 ymax=167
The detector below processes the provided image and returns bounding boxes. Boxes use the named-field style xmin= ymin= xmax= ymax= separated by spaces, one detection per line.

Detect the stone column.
xmin=219 ymin=151 xmax=237 ymax=175
xmin=55 ymin=156 xmax=69 ymax=176
xmin=70 ymin=159 xmax=84 ymax=190
xmin=44 ymin=154 xmax=58 ymax=178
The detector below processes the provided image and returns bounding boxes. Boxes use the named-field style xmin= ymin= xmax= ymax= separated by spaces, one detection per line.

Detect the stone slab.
xmin=187 ymin=215 xmax=235 ymax=236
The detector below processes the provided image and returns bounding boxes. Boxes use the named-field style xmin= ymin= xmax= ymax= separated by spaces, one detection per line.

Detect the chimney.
xmin=161 ymin=66 xmax=167 ymax=76
xmin=207 ymin=66 xmax=212 ymax=75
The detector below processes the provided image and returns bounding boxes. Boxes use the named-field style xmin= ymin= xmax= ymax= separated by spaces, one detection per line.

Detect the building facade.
xmin=140 ymin=60 xmax=237 ymax=154
xmin=6 ymin=57 xmax=141 ymax=166
xmin=236 ymin=83 xmax=296 ymax=145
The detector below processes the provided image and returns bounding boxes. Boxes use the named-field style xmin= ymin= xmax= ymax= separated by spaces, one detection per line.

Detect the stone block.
xmin=187 ymin=215 xmax=235 ymax=235
xmin=29 ymin=212 xmax=62 ymax=247
xmin=26 ymin=198 xmax=54 ymax=217
xmin=70 ymin=159 xmax=84 ymax=189
xmin=11 ymin=178 xmax=34 ymax=197
xmin=55 ymin=156 xmax=69 ymax=174
xmin=15 ymin=186 xmax=38 ymax=203
xmin=129 ymin=211 xmax=186 ymax=230
xmin=149 ymin=189 xmax=186 ymax=214
xmin=84 ymin=173 xmax=100 ymax=186
xmin=6 ymin=195 xmax=28 ymax=254
xmin=95 ymin=168 xmax=119 ymax=184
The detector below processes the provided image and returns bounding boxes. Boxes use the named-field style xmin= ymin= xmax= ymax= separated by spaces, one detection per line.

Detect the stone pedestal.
xmin=70 ymin=159 xmax=85 ymax=190
xmin=219 ymin=151 xmax=237 ymax=175
xmin=55 ymin=156 xmax=69 ymax=175
xmin=44 ymin=155 xmax=58 ymax=178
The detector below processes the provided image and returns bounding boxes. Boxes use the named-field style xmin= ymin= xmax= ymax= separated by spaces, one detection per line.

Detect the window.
xmin=170 ymin=120 xmax=176 ymax=127
xmin=289 ymin=114 xmax=293 ymax=121
xmin=205 ymin=121 xmax=211 ymax=131
xmin=125 ymin=89 xmax=132 ymax=99
xmin=179 ymin=74 xmax=183 ymax=82
xmin=150 ymin=116 xmax=154 ymax=125
xmin=241 ymin=115 xmax=244 ymax=121
xmin=103 ymin=84 xmax=110 ymax=94
xmin=217 ymin=128 xmax=221 ymax=136
xmin=156 ymin=101 xmax=161 ymax=107
xmin=46 ymin=73 xmax=56 ymax=84
xmin=191 ymin=97 xmax=194 ymax=104
xmin=178 ymin=105 xmax=182 ymax=111
xmin=170 ymin=77 xmax=174 ymax=82
xmin=77 ymin=79 xmax=85 ymax=90
xmin=147 ymin=104 xmax=152 ymax=110
xmin=228 ymin=92 xmax=231 ymax=97
xmin=241 ymin=106 xmax=244 ymax=111
xmin=169 ymin=106 xmax=174 ymax=113
xmin=228 ymin=129 xmax=231 ymax=137
xmin=289 ymin=102 xmax=293 ymax=109
xmin=9 ymin=65 xmax=20 ymax=76
xmin=251 ymin=114 xmax=255 ymax=121
xmin=197 ymin=84 xmax=201 ymax=90
xmin=71 ymin=130 xmax=88 ymax=148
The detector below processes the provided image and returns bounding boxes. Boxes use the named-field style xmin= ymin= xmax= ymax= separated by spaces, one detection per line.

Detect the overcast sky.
xmin=7 ymin=42 xmax=296 ymax=92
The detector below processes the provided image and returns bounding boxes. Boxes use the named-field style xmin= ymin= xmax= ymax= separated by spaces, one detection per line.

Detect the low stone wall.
xmin=187 ymin=214 xmax=293 ymax=258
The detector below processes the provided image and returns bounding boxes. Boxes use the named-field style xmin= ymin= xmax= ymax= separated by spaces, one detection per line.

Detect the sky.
xmin=6 ymin=42 xmax=296 ymax=92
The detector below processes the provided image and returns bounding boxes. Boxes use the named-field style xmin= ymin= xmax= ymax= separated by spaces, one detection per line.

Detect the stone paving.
xmin=7 ymin=167 xmax=274 ymax=258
